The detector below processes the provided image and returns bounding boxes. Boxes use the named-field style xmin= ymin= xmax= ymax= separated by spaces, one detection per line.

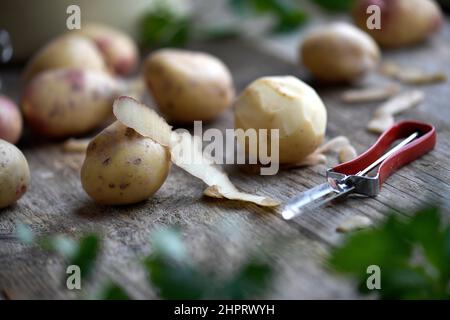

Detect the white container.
xmin=0 ymin=0 xmax=155 ymax=61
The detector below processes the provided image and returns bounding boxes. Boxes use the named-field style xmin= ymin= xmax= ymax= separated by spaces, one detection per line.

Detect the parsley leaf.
xmin=329 ymin=206 xmax=450 ymax=299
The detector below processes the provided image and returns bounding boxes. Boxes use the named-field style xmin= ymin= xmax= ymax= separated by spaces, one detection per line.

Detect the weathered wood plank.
xmin=0 ymin=22 xmax=449 ymax=299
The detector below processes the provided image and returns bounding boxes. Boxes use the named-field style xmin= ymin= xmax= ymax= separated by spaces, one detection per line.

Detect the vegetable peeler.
xmin=282 ymin=120 xmax=436 ymax=220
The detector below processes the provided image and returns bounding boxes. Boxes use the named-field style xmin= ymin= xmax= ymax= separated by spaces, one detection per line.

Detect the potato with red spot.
xmin=80 ymin=121 xmax=171 ymax=205
xmin=23 ymin=35 xmax=107 ymax=83
xmin=352 ymin=0 xmax=443 ymax=47
xmin=144 ymin=49 xmax=235 ymax=123
xmin=22 ymin=68 xmax=121 ymax=138
xmin=74 ymin=23 xmax=138 ymax=76
xmin=0 ymin=139 xmax=30 ymax=209
xmin=0 ymin=95 xmax=22 ymax=144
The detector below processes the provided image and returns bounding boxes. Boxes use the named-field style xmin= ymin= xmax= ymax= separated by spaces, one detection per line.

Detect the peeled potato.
xmin=0 ymin=139 xmax=30 ymax=208
xmin=23 ymin=35 xmax=107 ymax=83
xmin=352 ymin=0 xmax=443 ymax=48
xmin=144 ymin=49 xmax=235 ymax=123
xmin=234 ymin=76 xmax=327 ymax=164
xmin=22 ymin=68 xmax=121 ymax=138
xmin=0 ymin=95 xmax=22 ymax=144
xmin=300 ymin=22 xmax=380 ymax=82
xmin=74 ymin=23 xmax=138 ymax=76
xmin=81 ymin=121 xmax=171 ymax=205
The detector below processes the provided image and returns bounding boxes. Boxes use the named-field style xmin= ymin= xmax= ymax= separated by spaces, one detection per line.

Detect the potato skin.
xmin=0 ymin=95 xmax=23 ymax=144
xmin=352 ymin=0 xmax=443 ymax=47
xmin=144 ymin=49 xmax=235 ymax=123
xmin=81 ymin=122 xmax=171 ymax=205
xmin=74 ymin=24 xmax=138 ymax=76
xmin=23 ymin=35 xmax=107 ymax=83
xmin=0 ymin=139 xmax=30 ymax=209
xmin=301 ymin=22 xmax=380 ymax=83
xmin=234 ymin=76 xmax=327 ymax=164
xmin=22 ymin=68 xmax=120 ymax=138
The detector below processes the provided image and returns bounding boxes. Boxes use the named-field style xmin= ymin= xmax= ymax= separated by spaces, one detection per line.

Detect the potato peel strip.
xmin=341 ymin=84 xmax=401 ymax=103
xmin=113 ymin=96 xmax=279 ymax=207
xmin=113 ymin=96 xmax=172 ymax=146
xmin=367 ymin=90 xmax=424 ymax=133
xmin=287 ymin=136 xmax=357 ymax=167
xmin=381 ymin=61 xmax=447 ymax=85
xmin=170 ymin=131 xmax=280 ymax=207
xmin=62 ymin=138 xmax=91 ymax=153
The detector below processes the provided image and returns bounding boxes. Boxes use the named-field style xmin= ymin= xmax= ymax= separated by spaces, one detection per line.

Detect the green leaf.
xmin=311 ymin=0 xmax=355 ymax=12
xmin=39 ymin=235 xmax=78 ymax=258
xmin=221 ymin=259 xmax=273 ymax=299
xmin=144 ymin=229 xmax=275 ymax=299
xmin=406 ymin=207 xmax=447 ymax=276
xmin=329 ymin=206 xmax=450 ymax=299
xmin=98 ymin=283 xmax=131 ymax=300
xmin=144 ymin=254 xmax=207 ymax=299
xmin=273 ymin=10 xmax=308 ymax=33
xmin=15 ymin=222 xmax=35 ymax=244
xmin=69 ymin=234 xmax=101 ymax=279
xmin=361 ymin=265 xmax=432 ymax=299
xmin=329 ymin=215 xmax=410 ymax=277
xmin=228 ymin=0 xmax=308 ymax=33
xmin=139 ymin=8 xmax=190 ymax=48
xmin=144 ymin=229 xmax=207 ymax=299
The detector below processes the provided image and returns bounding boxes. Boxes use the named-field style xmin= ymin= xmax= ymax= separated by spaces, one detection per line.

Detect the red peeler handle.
xmin=332 ymin=120 xmax=436 ymax=186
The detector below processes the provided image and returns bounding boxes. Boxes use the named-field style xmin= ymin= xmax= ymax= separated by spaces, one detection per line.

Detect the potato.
xmin=0 ymin=95 xmax=22 ymax=144
xmin=22 ymin=68 xmax=120 ymax=138
xmin=74 ymin=23 xmax=138 ymax=76
xmin=81 ymin=121 xmax=171 ymax=205
xmin=300 ymin=22 xmax=380 ymax=83
xmin=144 ymin=49 xmax=235 ymax=123
xmin=0 ymin=139 xmax=30 ymax=208
xmin=352 ymin=0 xmax=443 ymax=47
xmin=234 ymin=76 xmax=327 ymax=164
xmin=23 ymin=35 xmax=107 ymax=83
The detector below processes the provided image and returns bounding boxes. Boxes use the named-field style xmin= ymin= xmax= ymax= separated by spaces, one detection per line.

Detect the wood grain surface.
xmin=0 ymin=23 xmax=449 ymax=300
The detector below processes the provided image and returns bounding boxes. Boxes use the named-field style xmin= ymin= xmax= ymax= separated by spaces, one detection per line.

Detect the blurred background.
xmin=1 ymin=0 xmax=447 ymax=63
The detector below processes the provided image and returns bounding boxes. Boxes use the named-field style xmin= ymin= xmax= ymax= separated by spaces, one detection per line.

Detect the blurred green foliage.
xmin=230 ymin=0 xmax=308 ymax=32
xmin=140 ymin=4 xmax=190 ymax=48
xmin=139 ymin=0 xmax=356 ymax=48
xmin=16 ymin=224 xmax=100 ymax=280
xmin=98 ymin=283 xmax=131 ymax=300
xmin=18 ymin=200 xmax=449 ymax=299
xmin=16 ymin=224 xmax=273 ymax=300
xmin=144 ymin=228 xmax=274 ymax=299
xmin=329 ymin=206 xmax=450 ymax=299
xmin=312 ymin=0 xmax=355 ymax=12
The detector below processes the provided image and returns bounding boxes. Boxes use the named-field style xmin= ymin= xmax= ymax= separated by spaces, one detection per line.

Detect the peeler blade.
xmin=282 ymin=181 xmax=354 ymax=220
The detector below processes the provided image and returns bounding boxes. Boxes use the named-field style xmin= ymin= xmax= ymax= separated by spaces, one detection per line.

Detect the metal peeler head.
xmin=326 ymin=169 xmax=380 ymax=197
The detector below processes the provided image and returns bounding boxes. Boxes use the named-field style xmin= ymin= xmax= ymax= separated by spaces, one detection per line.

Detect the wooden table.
xmin=1 ymin=23 xmax=449 ymax=300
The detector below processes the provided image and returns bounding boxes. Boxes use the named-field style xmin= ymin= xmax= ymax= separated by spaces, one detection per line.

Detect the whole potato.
xmin=81 ymin=121 xmax=171 ymax=205
xmin=300 ymin=22 xmax=380 ymax=83
xmin=144 ymin=49 xmax=235 ymax=123
xmin=23 ymin=35 xmax=107 ymax=83
xmin=352 ymin=0 xmax=443 ymax=47
xmin=22 ymin=68 xmax=120 ymax=138
xmin=234 ymin=76 xmax=327 ymax=164
xmin=0 ymin=95 xmax=22 ymax=144
xmin=74 ymin=23 xmax=138 ymax=76
xmin=0 ymin=139 xmax=30 ymax=209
